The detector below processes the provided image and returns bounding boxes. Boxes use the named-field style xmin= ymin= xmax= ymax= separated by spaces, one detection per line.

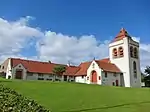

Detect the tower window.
xmin=113 ymin=48 xmax=117 ymax=58
xmin=134 ymin=47 xmax=138 ymax=58
xmin=118 ymin=47 xmax=124 ymax=57
xmin=130 ymin=46 xmax=133 ymax=57
xmin=133 ymin=61 xmax=137 ymax=78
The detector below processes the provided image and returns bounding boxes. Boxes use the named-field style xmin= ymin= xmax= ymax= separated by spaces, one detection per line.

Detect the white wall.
xmin=6 ymin=58 xmax=12 ymax=79
xmin=109 ymin=38 xmax=131 ymax=87
xmin=101 ymin=71 xmax=121 ymax=86
xmin=87 ymin=61 xmax=102 ymax=85
xmin=109 ymin=37 xmax=141 ymax=88
xmin=75 ymin=76 xmax=86 ymax=83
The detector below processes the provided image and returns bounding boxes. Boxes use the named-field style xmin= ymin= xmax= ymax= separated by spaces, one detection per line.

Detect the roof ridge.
xmin=11 ymin=57 xmax=67 ymax=66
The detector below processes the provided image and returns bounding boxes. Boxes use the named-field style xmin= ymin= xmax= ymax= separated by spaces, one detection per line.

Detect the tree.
xmin=143 ymin=66 xmax=150 ymax=87
xmin=144 ymin=66 xmax=150 ymax=76
xmin=52 ymin=65 xmax=66 ymax=81
xmin=141 ymin=72 xmax=145 ymax=82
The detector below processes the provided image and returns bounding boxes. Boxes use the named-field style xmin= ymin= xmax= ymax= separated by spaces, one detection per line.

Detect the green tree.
xmin=52 ymin=65 xmax=66 ymax=81
xmin=141 ymin=72 xmax=145 ymax=82
xmin=144 ymin=66 xmax=150 ymax=87
xmin=144 ymin=66 xmax=150 ymax=75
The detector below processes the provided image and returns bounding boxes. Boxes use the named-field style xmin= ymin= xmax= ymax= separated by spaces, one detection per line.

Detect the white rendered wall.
xmin=86 ymin=61 xmax=102 ymax=85
xmin=6 ymin=58 xmax=12 ymax=79
xmin=109 ymin=37 xmax=141 ymax=87
xmin=75 ymin=76 xmax=86 ymax=83
xmin=109 ymin=38 xmax=131 ymax=87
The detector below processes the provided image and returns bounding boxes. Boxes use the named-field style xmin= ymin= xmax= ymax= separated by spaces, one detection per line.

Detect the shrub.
xmin=0 ymin=84 xmax=50 ymax=112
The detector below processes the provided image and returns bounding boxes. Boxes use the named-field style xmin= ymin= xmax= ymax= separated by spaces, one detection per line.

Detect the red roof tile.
xmin=64 ymin=66 xmax=80 ymax=76
xmin=11 ymin=58 xmax=76 ymax=74
xmin=75 ymin=58 xmax=121 ymax=76
xmin=10 ymin=58 xmax=121 ymax=76
xmin=95 ymin=60 xmax=121 ymax=73
xmin=11 ymin=58 xmax=61 ymax=74
xmin=75 ymin=62 xmax=91 ymax=76
xmin=97 ymin=58 xmax=110 ymax=63
xmin=112 ymin=28 xmax=131 ymax=42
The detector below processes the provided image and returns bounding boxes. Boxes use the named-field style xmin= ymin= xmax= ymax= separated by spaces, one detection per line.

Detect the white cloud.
xmin=0 ymin=16 xmax=150 ymax=73
xmin=0 ymin=16 xmax=43 ymax=62
xmin=37 ymin=32 xmax=150 ymax=72
xmin=37 ymin=31 xmax=109 ymax=65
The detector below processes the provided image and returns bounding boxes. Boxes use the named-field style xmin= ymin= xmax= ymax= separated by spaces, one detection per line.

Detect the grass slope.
xmin=1 ymin=79 xmax=150 ymax=112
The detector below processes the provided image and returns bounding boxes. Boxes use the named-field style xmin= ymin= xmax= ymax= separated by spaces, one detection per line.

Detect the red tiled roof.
xmin=95 ymin=60 xmax=121 ymax=73
xmin=75 ymin=62 xmax=91 ymax=76
xmin=97 ymin=58 xmax=110 ymax=63
xmin=11 ymin=58 xmax=78 ymax=75
xmin=11 ymin=58 xmax=63 ymax=74
xmin=10 ymin=57 xmax=121 ymax=76
xmin=75 ymin=58 xmax=121 ymax=75
xmin=112 ymin=28 xmax=131 ymax=42
xmin=64 ymin=66 xmax=80 ymax=76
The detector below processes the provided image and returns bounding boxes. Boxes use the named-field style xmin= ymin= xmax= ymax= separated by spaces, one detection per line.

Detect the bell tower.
xmin=109 ymin=28 xmax=141 ymax=87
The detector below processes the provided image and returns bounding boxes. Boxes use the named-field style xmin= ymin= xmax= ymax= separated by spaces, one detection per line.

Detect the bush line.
xmin=0 ymin=84 xmax=50 ymax=112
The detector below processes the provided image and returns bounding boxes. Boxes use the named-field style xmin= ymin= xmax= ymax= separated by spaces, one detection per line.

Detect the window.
xmin=133 ymin=61 xmax=137 ymax=78
xmin=38 ymin=78 xmax=44 ymax=80
xmin=105 ymin=72 xmax=107 ymax=78
xmin=130 ymin=46 xmax=133 ymax=57
xmin=87 ymin=77 xmax=89 ymax=80
xmin=2 ymin=66 xmax=4 ymax=69
xmin=49 ymin=75 xmax=53 ymax=77
xmin=113 ymin=48 xmax=117 ymax=58
xmin=113 ymin=73 xmax=117 ymax=77
xmin=38 ymin=73 xmax=43 ymax=77
xmin=134 ymin=47 xmax=138 ymax=58
xmin=99 ymin=76 xmax=101 ymax=80
xmin=28 ymin=73 xmax=33 ymax=76
xmin=82 ymin=76 xmax=84 ymax=79
xmin=118 ymin=47 xmax=124 ymax=57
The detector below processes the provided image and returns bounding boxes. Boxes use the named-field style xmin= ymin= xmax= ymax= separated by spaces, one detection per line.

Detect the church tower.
xmin=109 ymin=28 xmax=141 ymax=87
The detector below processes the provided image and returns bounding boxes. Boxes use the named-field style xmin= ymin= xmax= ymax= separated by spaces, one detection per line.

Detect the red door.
xmin=15 ymin=71 xmax=22 ymax=79
xmin=91 ymin=71 xmax=97 ymax=83
xmin=116 ymin=80 xmax=119 ymax=86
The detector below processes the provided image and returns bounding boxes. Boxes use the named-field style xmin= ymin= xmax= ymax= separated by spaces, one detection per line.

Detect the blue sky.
xmin=1 ymin=0 xmax=150 ymax=41
xmin=0 ymin=0 xmax=150 ymax=69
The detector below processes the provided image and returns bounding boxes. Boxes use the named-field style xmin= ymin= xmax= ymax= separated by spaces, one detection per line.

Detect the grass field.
xmin=1 ymin=79 xmax=150 ymax=112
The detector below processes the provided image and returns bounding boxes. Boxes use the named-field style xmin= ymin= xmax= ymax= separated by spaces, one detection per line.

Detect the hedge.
xmin=0 ymin=84 xmax=50 ymax=112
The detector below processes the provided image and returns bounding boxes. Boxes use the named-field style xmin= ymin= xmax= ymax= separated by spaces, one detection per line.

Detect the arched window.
xmin=113 ymin=48 xmax=117 ymax=58
xmin=134 ymin=47 xmax=138 ymax=58
xmin=130 ymin=46 xmax=133 ymax=57
xmin=118 ymin=47 xmax=124 ymax=57
xmin=133 ymin=61 xmax=137 ymax=78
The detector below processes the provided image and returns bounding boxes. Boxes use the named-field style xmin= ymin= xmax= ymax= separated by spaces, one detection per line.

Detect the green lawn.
xmin=1 ymin=79 xmax=150 ymax=112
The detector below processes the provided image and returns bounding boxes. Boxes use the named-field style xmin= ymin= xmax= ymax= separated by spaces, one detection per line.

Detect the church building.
xmin=0 ymin=28 xmax=141 ymax=87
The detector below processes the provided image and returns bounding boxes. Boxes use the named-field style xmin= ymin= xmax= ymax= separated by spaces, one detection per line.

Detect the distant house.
xmin=0 ymin=28 xmax=141 ymax=88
